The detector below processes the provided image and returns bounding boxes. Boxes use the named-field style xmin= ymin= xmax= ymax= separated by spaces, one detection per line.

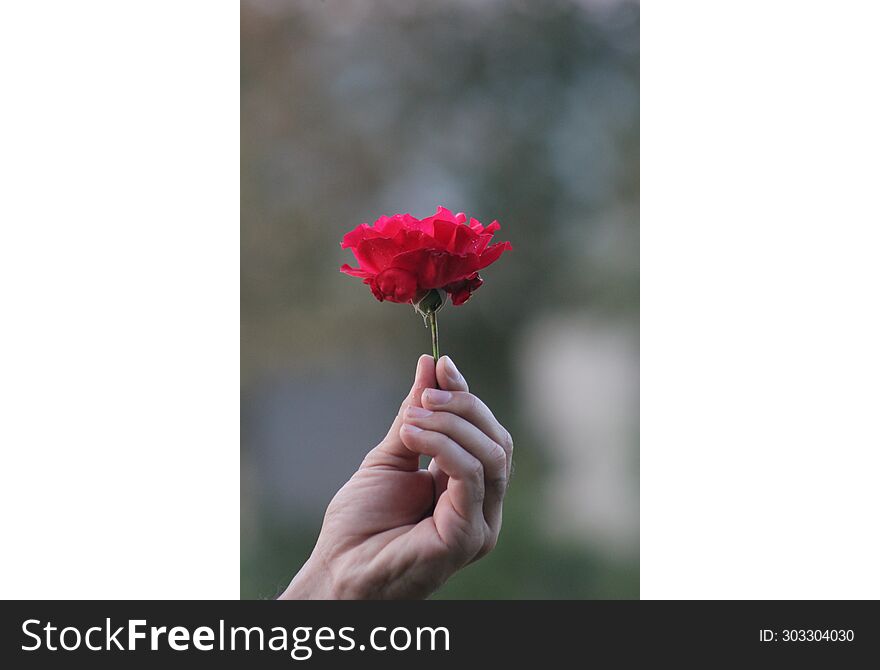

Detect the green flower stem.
xmin=415 ymin=289 xmax=444 ymax=364
xmin=427 ymin=309 xmax=440 ymax=363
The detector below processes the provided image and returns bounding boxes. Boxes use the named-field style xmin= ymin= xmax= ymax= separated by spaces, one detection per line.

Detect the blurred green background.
xmin=241 ymin=0 xmax=639 ymax=599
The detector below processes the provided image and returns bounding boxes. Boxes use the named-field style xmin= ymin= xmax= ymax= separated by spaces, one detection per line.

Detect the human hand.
xmin=279 ymin=354 xmax=513 ymax=599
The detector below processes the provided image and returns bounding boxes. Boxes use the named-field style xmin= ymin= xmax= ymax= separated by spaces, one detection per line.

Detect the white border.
xmin=0 ymin=2 xmax=240 ymax=599
xmin=641 ymin=1 xmax=880 ymax=598
xmin=3 ymin=0 xmax=879 ymax=601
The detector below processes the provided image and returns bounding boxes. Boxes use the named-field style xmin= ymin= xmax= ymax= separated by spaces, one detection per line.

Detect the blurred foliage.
xmin=241 ymin=0 xmax=639 ymax=599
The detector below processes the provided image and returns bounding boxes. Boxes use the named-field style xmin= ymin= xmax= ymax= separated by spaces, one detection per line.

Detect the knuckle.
xmin=489 ymin=441 xmax=507 ymax=468
xmin=488 ymin=475 xmax=508 ymax=497
xmin=501 ymin=429 xmax=514 ymax=453
xmin=467 ymin=458 xmax=484 ymax=482
xmin=460 ymin=530 xmax=484 ymax=560
xmin=465 ymin=464 xmax=486 ymax=503
xmin=473 ymin=529 xmax=497 ymax=561
xmin=359 ymin=445 xmax=382 ymax=469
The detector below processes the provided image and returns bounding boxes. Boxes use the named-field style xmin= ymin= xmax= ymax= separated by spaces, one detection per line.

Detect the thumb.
xmin=361 ymin=354 xmax=437 ymax=470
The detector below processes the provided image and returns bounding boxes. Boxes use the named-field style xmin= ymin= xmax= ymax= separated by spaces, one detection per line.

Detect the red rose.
xmin=340 ymin=207 xmax=512 ymax=305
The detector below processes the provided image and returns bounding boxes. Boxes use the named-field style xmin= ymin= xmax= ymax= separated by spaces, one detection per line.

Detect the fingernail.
xmin=442 ymin=356 xmax=463 ymax=382
xmin=423 ymin=388 xmax=453 ymax=405
xmin=405 ymin=406 xmax=433 ymax=419
xmin=401 ymin=423 xmax=423 ymax=434
xmin=414 ymin=354 xmax=431 ymax=378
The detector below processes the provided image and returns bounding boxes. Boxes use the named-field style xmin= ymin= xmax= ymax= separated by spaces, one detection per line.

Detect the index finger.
xmin=436 ymin=355 xmax=468 ymax=393
xmin=421 ymin=388 xmax=513 ymax=478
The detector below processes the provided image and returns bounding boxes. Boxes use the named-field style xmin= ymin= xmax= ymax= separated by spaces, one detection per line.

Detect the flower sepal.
xmin=412 ymin=288 xmax=447 ymax=327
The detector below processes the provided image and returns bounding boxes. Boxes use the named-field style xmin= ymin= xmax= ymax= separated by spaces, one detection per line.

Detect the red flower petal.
xmin=450 ymin=224 xmax=481 ymax=255
xmin=393 ymin=228 xmax=434 ymax=253
xmin=353 ymin=237 xmax=404 ymax=272
xmin=341 ymin=223 xmax=383 ymax=249
xmin=392 ymin=248 xmax=479 ymax=289
xmin=477 ymin=240 xmax=513 ymax=270
xmin=430 ymin=218 xmax=458 ymax=249
xmin=432 ymin=206 xmax=458 ymax=223
xmin=371 ymin=267 xmax=418 ymax=303
xmin=340 ymin=263 xmax=373 ymax=279
xmin=369 ymin=280 xmax=385 ymax=302
xmin=445 ymin=273 xmax=484 ymax=305
xmin=339 ymin=208 xmax=510 ymax=306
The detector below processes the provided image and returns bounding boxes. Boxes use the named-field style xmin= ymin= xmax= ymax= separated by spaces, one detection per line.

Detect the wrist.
xmin=278 ymin=554 xmax=340 ymax=600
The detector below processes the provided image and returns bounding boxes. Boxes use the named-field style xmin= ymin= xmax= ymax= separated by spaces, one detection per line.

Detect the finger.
xmin=424 ymin=355 xmax=467 ymax=494
xmin=362 ymin=355 xmax=436 ymax=470
xmin=436 ymin=355 xmax=468 ymax=393
xmin=428 ymin=457 xmax=449 ymax=499
xmin=404 ymin=407 xmax=507 ymax=531
xmin=421 ymin=388 xmax=513 ymax=479
xmin=434 ymin=354 xmax=507 ymax=478
xmin=399 ymin=424 xmax=485 ymax=525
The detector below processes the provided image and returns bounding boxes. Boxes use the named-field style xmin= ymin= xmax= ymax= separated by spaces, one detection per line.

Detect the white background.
xmin=0 ymin=2 xmax=240 ymax=599
xmin=641 ymin=1 xmax=880 ymax=598
xmin=1 ymin=1 xmax=878 ymax=599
